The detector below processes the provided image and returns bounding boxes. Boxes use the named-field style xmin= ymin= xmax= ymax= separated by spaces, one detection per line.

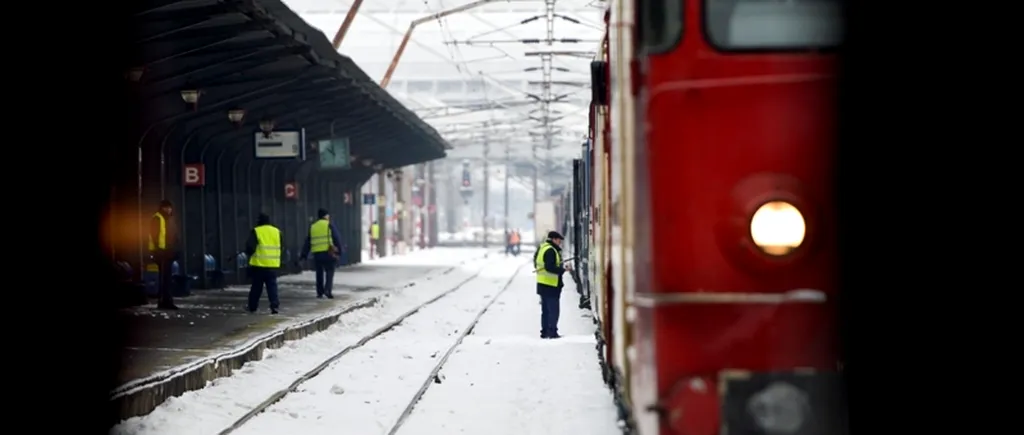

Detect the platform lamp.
xmin=227 ymin=109 xmax=245 ymax=127
xmin=259 ymin=119 xmax=275 ymax=138
xmin=125 ymin=67 xmax=144 ymax=82
xmin=180 ymin=89 xmax=200 ymax=111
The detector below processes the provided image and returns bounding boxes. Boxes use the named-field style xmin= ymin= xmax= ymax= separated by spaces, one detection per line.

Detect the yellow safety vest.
xmin=148 ymin=212 xmax=166 ymax=251
xmin=535 ymin=242 xmax=561 ymax=287
xmin=309 ymin=219 xmax=331 ymax=253
xmin=249 ymin=225 xmax=282 ymax=268
xmin=371 ymin=223 xmax=380 ymax=239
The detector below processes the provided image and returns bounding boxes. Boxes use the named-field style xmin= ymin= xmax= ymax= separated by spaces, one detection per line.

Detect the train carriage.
xmin=572 ymin=1 xmax=846 ymax=434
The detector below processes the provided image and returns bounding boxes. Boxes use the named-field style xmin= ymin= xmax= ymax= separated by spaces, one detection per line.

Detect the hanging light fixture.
xmin=125 ymin=67 xmax=144 ymax=82
xmin=180 ymin=89 xmax=201 ymax=112
xmin=259 ymin=119 xmax=275 ymax=138
xmin=227 ymin=109 xmax=245 ymax=124
xmin=180 ymin=89 xmax=200 ymax=103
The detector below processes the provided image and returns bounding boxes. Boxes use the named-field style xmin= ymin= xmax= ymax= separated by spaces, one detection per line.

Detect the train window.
xmin=638 ymin=0 xmax=684 ymax=54
xmin=705 ymin=0 xmax=843 ymax=51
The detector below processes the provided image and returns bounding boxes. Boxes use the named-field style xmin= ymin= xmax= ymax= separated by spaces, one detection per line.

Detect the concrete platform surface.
xmin=116 ymin=249 xmax=485 ymax=388
xmin=109 ymin=248 xmax=489 ymax=422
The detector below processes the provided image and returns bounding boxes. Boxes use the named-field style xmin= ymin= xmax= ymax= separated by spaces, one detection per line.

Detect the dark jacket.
xmin=299 ymin=220 xmax=343 ymax=261
xmin=535 ymin=240 xmax=565 ymax=293
xmin=149 ymin=211 xmax=177 ymax=254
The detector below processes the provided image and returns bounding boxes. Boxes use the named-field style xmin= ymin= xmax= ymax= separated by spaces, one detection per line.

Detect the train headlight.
xmin=746 ymin=381 xmax=811 ymax=434
xmin=749 ymin=201 xmax=806 ymax=256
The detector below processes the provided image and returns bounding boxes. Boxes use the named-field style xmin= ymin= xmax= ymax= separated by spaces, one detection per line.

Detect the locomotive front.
xmin=598 ymin=0 xmax=847 ymax=434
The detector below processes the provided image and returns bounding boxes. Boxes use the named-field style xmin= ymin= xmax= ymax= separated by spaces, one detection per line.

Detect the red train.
xmin=568 ymin=1 xmax=846 ymax=434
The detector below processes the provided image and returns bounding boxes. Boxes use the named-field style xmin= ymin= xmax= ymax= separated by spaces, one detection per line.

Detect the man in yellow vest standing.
xmin=148 ymin=199 xmax=178 ymax=310
xmin=300 ymin=208 xmax=343 ymax=299
xmin=369 ymin=220 xmax=380 ymax=258
xmin=535 ymin=231 xmax=571 ymax=339
xmin=246 ymin=213 xmax=282 ymax=314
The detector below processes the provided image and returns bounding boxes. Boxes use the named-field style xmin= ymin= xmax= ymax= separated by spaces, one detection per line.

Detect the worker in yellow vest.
xmin=535 ymin=231 xmax=571 ymax=339
xmin=148 ymin=199 xmax=178 ymax=310
xmin=300 ymin=208 xmax=343 ymax=299
xmin=369 ymin=220 xmax=380 ymax=258
xmin=245 ymin=213 xmax=282 ymax=314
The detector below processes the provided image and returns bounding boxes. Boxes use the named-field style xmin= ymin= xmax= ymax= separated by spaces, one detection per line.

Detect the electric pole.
xmin=504 ymin=142 xmax=510 ymax=235
xmin=482 ymin=138 xmax=490 ymax=248
xmin=541 ymin=0 xmax=556 ymax=204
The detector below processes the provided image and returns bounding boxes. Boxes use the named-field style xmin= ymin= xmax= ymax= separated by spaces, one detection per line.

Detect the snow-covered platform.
xmin=399 ymin=266 xmax=622 ymax=435
xmin=111 ymin=248 xmax=487 ymax=423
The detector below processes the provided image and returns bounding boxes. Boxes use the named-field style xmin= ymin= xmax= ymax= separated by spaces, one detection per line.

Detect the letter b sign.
xmin=184 ymin=164 xmax=205 ymax=187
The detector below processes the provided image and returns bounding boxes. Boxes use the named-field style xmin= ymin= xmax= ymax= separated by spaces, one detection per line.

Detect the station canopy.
xmin=128 ymin=0 xmax=452 ymax=170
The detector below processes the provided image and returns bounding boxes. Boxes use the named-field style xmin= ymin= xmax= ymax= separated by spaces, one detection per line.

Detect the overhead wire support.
xmin=446 ymin=38 xmax=597 ymax=45
xmin=329 ymin=0 xmax=589 ymax=198
xmin=330 ymin=0 xmax=365 ymax=49
xmin=379 ymin=0 xmax=525 ymax=89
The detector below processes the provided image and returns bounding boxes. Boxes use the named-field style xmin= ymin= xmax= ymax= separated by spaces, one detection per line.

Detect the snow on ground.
xmin=398 ymin=270 xmax=622 ymax=435
xmin=233 ymin=256 xmax=528 ymax=435
xmin=280 ymin=247 xmax=488 ymax=286
xmin=110 ymin=252 xmax=501 ymax=435
xmin=357 ymin=247 xmax=488 ymax=267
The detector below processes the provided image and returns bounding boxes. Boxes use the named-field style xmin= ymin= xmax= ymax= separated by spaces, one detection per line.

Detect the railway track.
xmin=217 ymin=257 xmax=528 ymax=435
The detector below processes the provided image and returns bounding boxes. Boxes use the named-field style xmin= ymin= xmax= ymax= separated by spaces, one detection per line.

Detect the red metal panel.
xmin=630 ymin=1 xmax=840 ymax=433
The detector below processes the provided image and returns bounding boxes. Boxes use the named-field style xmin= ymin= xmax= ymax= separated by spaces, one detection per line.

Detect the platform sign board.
xmin=284 ymin=182 xmax=298 ymax=199
xmin=183 ymin=163 xmax=205 ymax=187
xmin=362 ymin=193 xmax=376 ymax=205
xmin=317 ymin=137 xmax=350 ymax=169
xmin=255 ymin=129 xmax=306 ymax=160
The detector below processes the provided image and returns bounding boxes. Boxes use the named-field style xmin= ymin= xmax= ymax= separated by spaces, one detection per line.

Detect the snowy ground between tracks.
xmin=398 ymin=268 xmax=622 ymax=435
xmin=110 ymin=250 xmax=497 ymax=435
xmin=233 ymin=257 xmax=528 ymax=435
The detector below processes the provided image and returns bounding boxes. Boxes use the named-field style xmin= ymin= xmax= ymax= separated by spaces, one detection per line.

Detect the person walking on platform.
xmin=535 ymin=231 xmax=570 ymax=339
xmin=300 ymin=208 xmax=343 ymax=299
xmin=149 ymin=199 xmax=179 ymax=310
xmin=246 ymin=213 xmax=282 ymax=314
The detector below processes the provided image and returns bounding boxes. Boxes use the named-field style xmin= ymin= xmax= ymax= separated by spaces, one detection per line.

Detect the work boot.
xmin=271 ymin=309 xmax=279 ymax=315
xmin=326 ymin=294 xmax=334 ymax=299
xmin=317 ymin=294 xmax=324 ymax=299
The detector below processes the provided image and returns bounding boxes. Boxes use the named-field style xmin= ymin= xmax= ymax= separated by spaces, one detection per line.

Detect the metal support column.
xmin=396 ymin=170 xmax=404 ymax=252
xmin=376 ymin=171 xmax=387 ymax=257
xmin=427 ymin=161 xmax=438 ymax=246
